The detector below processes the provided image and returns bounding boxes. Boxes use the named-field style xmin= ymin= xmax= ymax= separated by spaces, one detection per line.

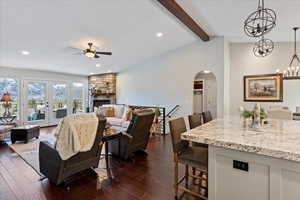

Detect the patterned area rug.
xmin=7 ymin=131 xmax=108 ymax=182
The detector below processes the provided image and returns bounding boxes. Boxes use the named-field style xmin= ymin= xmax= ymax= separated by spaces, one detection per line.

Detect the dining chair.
xmin=188 ymin=113 xmax=202 ymax=129
xmin=169 ymin=117 xmax=208 ymax=200
xmin=188 ymin=113 xmax=209 ymax=149
xmin=202 ymin=111 xmax=212 ymax=123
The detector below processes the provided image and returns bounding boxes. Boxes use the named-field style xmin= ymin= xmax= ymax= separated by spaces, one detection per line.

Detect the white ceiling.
xmin=0 ymin=0 xmax=198 ymax=75
xmin=177 ymin=0 xmax=300 ymax=42
xmin=1 ymin=0 xmax=300 ymax=75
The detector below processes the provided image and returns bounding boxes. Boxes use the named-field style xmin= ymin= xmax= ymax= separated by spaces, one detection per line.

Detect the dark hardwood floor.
xmin=0 ymin=127 xmax=198 ymax=200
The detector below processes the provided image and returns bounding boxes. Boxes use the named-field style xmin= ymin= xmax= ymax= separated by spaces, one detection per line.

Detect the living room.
xmin=1 ymin=0 xmax=300 ymax=200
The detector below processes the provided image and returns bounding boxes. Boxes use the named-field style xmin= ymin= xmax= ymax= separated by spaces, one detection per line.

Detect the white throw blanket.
xmin=54 ymin=113 xmax=99 ymax=160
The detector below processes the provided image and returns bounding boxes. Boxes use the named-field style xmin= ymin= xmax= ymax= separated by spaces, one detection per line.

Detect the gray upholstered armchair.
xmin=108 ymin=109 xmax=155 ymax=159
xmin=39 ymin=118 xmax=106 ymax=186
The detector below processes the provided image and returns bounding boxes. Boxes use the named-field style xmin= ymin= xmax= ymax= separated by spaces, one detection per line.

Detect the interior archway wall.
xmin=193 ymin=71 xmax=218 ymax=119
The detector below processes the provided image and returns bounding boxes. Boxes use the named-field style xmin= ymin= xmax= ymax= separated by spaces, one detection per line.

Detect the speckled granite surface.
xmin=181 ymin=116 xmax=300 ymax=162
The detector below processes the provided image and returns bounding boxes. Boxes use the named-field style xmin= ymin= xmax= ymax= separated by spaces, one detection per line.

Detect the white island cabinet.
xmin=182 ymin=116 xmax=300 ymax=200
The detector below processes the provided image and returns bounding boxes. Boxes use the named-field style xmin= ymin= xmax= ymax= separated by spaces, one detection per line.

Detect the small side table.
xmin=11 ymin=125 xmax=40 ymax=144
xmin=102 ymin=128 xmax=122 ymax=178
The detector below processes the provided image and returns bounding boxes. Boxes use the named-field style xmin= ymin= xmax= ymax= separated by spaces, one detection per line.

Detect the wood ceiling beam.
xmin=156 ymin=0 xmax=210 ymax=41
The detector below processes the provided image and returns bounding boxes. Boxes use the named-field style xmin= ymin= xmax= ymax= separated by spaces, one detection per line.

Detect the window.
xmin=71 ymin=82 xmax=84 ymax=113
xmin=52 ymin=83 xmax=67 ymax=119
xmin=0 ymin=78 xmax=18 ymax=117
xmin=27 ymin=81 xmax=46 ymax=121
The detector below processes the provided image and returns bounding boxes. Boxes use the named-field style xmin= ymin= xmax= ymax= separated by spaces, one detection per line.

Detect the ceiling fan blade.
xmin=94 ymin=54 xmax=100 ymax=58
xmin=66 ymin=46 xmax=82 ymax=51
xmin=72 ymin=52 xmax=85 ymax=55
xmin=95 ymin=51 xmax=112 ymax=55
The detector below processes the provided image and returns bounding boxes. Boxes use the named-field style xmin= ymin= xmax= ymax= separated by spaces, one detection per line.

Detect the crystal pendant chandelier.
xmin=253 ymin=36 xmax=274 ymax=57
xmin=282 ymin=27 xmax=300 ymax=78
xmin=244 ymin=0 xmax=276 ymax=38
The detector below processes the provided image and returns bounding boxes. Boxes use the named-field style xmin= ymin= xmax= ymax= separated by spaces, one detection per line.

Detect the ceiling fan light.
xmin=85 ymin=52 xmax=95 ymax=58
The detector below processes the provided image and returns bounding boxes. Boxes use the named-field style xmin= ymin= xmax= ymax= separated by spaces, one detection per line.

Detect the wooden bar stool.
xmin=188 ymin=113 xmax=209 ymax=183
xmin=169 ymin=117 xmax=208 ymax=200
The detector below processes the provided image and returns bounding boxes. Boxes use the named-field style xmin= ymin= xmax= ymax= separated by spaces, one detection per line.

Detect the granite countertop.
xmin=181 ymin=116 xmax=300 ymax=162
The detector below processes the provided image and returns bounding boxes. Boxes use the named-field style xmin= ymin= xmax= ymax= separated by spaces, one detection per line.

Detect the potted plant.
xmin=241 ymin=106 xmax=267 ymax=127
xmin=154 ymin=107 xmax=161 ymax=123
xmin=73 ymin=99 xmax=80 ymax=113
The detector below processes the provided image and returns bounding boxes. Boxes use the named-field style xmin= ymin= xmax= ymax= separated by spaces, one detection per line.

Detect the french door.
xmin=23 ymin=80 xmax=68 ymax=126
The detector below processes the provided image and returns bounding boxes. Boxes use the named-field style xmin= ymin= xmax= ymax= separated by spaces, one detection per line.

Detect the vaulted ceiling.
xmin=176 ymin=0 xmax=300 ymax=42
xmin=0 ymin=0 xmax=299 ymax=75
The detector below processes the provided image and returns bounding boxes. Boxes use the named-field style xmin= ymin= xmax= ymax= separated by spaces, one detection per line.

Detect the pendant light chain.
xmin=294 ymin=28 xmax=297 ymax=55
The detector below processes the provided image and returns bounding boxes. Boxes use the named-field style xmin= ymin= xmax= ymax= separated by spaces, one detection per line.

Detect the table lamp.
xmin=1 ymin=92 xmax=12 ymax=117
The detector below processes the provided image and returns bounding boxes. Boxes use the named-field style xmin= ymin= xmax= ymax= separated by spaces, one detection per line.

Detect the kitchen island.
xmin=182 ymin=116 xmax=300 ymax=200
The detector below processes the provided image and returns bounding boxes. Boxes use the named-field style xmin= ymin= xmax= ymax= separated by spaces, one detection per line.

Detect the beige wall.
xmin=117 ymin=37 xmax=228 ymax=118
xmin=229 ymin=42 xmax=300 ymax=115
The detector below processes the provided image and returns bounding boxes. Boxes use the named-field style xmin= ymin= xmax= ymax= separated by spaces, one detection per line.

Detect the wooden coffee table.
xmin=11 ymin=125 xmax=40 ymax=144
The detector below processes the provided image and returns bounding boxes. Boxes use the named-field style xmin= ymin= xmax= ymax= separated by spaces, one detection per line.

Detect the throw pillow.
xmin=106 ymin=107 xmax=115 ymax=117
xmin=114 ymin=105 xmax=124 ymax=118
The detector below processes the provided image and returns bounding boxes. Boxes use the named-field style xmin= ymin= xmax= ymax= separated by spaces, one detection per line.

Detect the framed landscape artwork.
xmin=244 ymin=73 xmax=283 ymax=102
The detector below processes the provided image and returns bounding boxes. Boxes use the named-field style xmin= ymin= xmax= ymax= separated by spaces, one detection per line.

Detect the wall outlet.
xmin=233 ymin=160 xmax=249 ymax=172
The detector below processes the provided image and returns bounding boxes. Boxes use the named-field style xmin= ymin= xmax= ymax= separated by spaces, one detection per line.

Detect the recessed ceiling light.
xmin=21 ymin=50 xmax=30 ymax=55
xmin=203 ymin=70 xmax=211 ymax=74
xmin=156 ymin=32 xmax=163 ymax=38
xmin=89 ymin=72 xmax=95 ymax=75
xmin=96 ymin=64 xmax=101 ymax=67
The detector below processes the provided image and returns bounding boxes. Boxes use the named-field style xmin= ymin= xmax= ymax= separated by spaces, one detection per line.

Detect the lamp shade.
xmin=1 ymin=92 xmax=12 ymax=102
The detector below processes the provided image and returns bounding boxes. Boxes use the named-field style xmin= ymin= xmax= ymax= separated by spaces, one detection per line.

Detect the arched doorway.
xmin=193 ymin=71 xmax=217 ymax=119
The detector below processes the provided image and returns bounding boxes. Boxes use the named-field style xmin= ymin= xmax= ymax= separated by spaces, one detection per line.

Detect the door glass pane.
xmin=72 ymin=83 xmax=84 ymax=113
xmin=0 ymin=78 xmax=18 ymax=117
xmin=27 ymin=82 xmax=46 ymax=121
xmin=52 ymin=84 xmax=67 ymax=119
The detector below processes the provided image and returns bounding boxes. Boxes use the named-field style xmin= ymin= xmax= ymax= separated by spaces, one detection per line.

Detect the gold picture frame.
xmin=244 ymin=73 xmax=283 ymax=102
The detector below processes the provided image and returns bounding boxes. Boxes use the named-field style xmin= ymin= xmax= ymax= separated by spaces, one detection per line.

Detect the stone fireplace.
xmin=93 ymin=99 xmax=111 ymax=108
xmin=88 ymin=73 xmax=117 ymax=111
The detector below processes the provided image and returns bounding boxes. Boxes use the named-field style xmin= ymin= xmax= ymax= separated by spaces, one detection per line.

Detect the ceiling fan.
xmin=73 ymin=42 xmax=112 ymax=59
